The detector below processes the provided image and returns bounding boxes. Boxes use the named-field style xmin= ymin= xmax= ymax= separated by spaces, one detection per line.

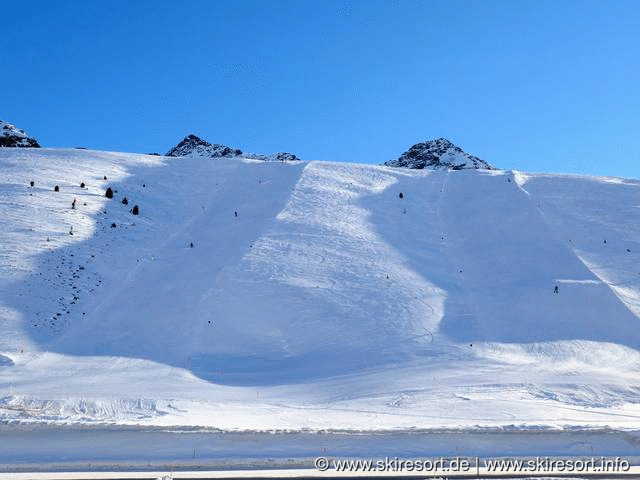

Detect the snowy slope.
xmin=385 ymin=138 xmax=493 ymax=169
xmin=1 ymin=148 xmax=640 ymax=430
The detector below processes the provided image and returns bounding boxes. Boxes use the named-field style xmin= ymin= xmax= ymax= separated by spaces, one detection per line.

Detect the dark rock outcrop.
xmin=385 ymin=138 xmax=494 ymax=170
xmin=166 ymin=134 xmax=242 ymax=158
xmin=166 ymin=134 xmax=300 ymax=162
xmin=270 ymin=152 xmax=300 ymax=162
xmin=0 ymin=120 xmax=40 ymax=148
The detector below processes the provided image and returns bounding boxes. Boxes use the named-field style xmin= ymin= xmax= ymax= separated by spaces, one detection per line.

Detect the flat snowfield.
xmin=1 ymin=148 xmax=640 ymax=432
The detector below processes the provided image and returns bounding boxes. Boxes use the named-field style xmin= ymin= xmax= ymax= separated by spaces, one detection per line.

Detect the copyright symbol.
xmin=315 ymin=456 xmax=330 ymax=471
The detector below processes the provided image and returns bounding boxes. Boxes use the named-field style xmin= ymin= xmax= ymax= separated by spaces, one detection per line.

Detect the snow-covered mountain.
xmin=166 ymin=134 xmax=242 ymax=158
xmin=0 ymin=120 xmax=40 ymax=148
xmin=166 ymin=134 xmax=300 ymax=161
xmin=385 ymin=138 xmax=493 ymax=169
xmin=1 ymin=147 xmax=640 ymax=433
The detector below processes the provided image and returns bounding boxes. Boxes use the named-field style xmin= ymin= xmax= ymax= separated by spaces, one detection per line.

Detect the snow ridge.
xmin=0 ymin=120 xmax=40 ymax=148
xmin=166 ymin=134 xmax=299 ymax=161
xmin=385 ymin=138 xmax=493 ymax=170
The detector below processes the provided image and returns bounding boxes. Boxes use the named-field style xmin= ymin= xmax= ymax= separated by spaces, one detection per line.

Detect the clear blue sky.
xmin=2 ymin=1 xmax=640 ymax=177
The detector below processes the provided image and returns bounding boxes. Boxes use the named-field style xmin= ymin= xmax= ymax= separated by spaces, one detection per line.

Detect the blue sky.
xmin=2 ymin=1 xmax=640 ymax=177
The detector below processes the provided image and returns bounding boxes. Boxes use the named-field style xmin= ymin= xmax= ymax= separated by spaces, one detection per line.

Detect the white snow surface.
xmin=1 ymin=148 xmax=640 ymax=430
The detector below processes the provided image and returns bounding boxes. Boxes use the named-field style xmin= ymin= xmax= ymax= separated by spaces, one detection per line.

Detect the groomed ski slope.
xmin=1 ymin=148 xmax=640 ymax=430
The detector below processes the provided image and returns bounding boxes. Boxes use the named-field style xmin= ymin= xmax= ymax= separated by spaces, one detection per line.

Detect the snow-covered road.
xmin=1 ymin=426 xmax=639 ymax=473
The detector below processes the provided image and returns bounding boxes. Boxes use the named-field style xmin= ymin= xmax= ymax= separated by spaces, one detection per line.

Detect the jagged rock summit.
xmin=0 ymin=120 xmax=40 ymax=148
xmin=166 ymin=134 xmax=241 ymax=158
xmin=166 ymin=134 xmax=299 ymax=161
xmin=385 ymin=138 xmax=494 ymax=170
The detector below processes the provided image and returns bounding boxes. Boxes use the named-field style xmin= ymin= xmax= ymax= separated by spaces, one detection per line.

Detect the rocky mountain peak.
xmin=385 ymin=138 xmax=494 ymax=170
xmin=166 ymin=134 xmax=242 ymax=158
xmin=0 ymin=120 xmax=41 ymax=148
xmin=166 ymin=134 xmax=300 ymax=162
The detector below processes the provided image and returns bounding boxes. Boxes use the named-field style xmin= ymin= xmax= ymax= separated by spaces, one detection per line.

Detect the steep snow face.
xmin=1 ymin=148 xmax=640 ymax=431
xmin=385 ymin=138 xmax=493 ymax=170
xmin=166 ymin=134 xmax=300 ymax=161
xmin=0 ymin=120 xmax=40 ymax=148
